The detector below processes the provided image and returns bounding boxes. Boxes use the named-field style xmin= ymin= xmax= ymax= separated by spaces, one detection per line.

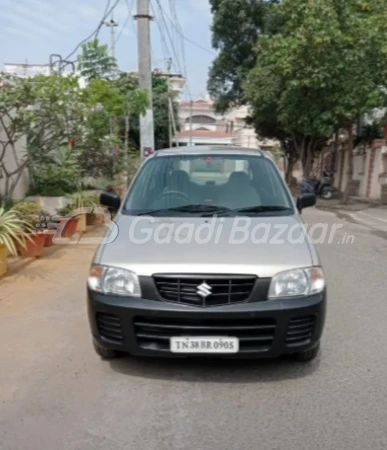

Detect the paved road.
xmin=344 ymin=207 xmax=387 ymax=238
xmin=1 ymin=208 xmax=387 ymax=450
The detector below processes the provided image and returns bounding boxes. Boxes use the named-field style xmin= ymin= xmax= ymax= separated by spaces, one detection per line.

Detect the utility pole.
xmin=104 ymin=14 xmax=119 ymax=157
xmin=166 ymin=57 xmax=173 ymax=148
xmin=169 ymin=98 xmax=178 ymax=148
xmin=189 ymin=100 xmax=193 ymax=146
xmin=135 ymin=0 xmax=155 ymax=160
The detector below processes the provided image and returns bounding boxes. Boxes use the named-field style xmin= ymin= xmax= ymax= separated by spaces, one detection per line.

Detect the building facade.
xmin=175 ymin=97 xmax=277 ymax=150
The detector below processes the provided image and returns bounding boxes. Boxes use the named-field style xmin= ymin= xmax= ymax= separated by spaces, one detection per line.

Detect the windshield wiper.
xmin=136 ymin=204 xmax=232 ymax=216
xmin=234 ymin=206 xmax=292 ymax=214
xmin=135 ymin=205 xmax=291 ymax=217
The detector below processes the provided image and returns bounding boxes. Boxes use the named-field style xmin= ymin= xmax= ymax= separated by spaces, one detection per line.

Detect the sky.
xmin=0 ymin=0 xmax=215 ymax=99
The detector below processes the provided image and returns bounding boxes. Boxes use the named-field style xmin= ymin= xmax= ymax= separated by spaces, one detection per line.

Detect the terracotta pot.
xmin=17 ymin=233 xmax=45 ymax=258
xmin=86 ymin=213 xmax=103 ymax=226
xmin=59 ymin=217 xmax=79 ymax=238
xmin=43 ymin=230 xmax=56 ymax=247
xmin=0 ymin=244 xmax=7 ymax=277
xmin=76 ymin=213 xmax=87 ymax=233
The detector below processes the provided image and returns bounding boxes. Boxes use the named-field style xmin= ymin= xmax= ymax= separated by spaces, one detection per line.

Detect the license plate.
xmin=170 ymin=337 xmax=239 ymax=354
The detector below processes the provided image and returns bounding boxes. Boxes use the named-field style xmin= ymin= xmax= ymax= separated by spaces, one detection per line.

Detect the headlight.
xmin=268 ymin=267 xmax=325 ymax=299
xmin=88 ymin=265 xmax=142 ymax=297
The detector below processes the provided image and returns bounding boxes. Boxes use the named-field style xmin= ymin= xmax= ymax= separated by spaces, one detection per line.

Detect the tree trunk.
xmin=303 ymin=148 xmax=313 ymax=178
xmin=343 ymin=123 xmax=354 ymax=204
xmin=285 ymin=158 xmax=295 ymax=184
xmin=4 ymin=174 xmax=10 ymax=201
xmin=8 ymin=169 xmax=25 ymax=199
xmin=283 ymin=153 xmax=287 ymax=177
xmin=302 ymin=136 xmax=315 ymax=179
xmin=331 ymin=130 xmax=339 ymax=178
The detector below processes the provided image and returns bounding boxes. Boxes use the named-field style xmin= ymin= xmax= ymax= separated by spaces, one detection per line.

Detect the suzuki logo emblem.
xmin=197 ymin=282 xmax=212 ymax=298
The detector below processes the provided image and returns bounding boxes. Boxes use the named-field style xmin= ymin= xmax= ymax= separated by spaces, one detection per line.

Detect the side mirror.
xmin=100 ymin=192 xmax=121 ymax=212
xmin=297 ymin=193 xmax=316 ymax=212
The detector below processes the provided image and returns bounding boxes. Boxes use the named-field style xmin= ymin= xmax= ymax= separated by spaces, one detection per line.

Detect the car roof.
xmin=152 ymin=146 xmax=268 ymax=158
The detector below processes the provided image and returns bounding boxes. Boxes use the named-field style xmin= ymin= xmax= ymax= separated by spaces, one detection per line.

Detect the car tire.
xmin=294 ymin=343 xmax=320 ymax=362
xmin=93 ymin=340 xmax=119 ymax=359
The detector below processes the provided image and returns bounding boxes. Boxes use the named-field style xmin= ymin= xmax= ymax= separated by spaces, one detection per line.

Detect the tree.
xmin=208 ymin=0 xmax=280 ymax=111
xmin=79 ymin=75 xmax=148 ymax=180
xmin=0 ymin=77 xmax=30 ymax=201
xmin=207 ymin=0 xmax=302 ymax=180
xmin=245 ymin=0 xmax=387 ymax=199
xmin=27 ymin=74 xmax=87 ymax=160
xmin=0 ymin=73 xmax=87 ymax=200
xmin=77 ymin=39 xmax=118 ymax=81
xmin=209 ymin=0 xmax=387 ymax=194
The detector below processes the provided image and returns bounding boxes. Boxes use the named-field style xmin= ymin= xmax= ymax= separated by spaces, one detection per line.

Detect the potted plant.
xmin=12 ymin=202 xmax=46 ymax=258
xmin=68 ymin=192 xmax=87 ymax=233
xmin=66 ymin=191 xmax=100 ymax=231
xmin=83 ymin=195 xmax=101 ymax=226
xmin=56 ymin=204 xmax=80 ymax=238
xmin=36 ymin=212 xmax=57 ymax=247
xmin=0 ymin=207 xmax=33 ymax=276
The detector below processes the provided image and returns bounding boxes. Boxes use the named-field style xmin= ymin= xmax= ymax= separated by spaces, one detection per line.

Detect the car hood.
xmin=95 ymin=214 xmax=316 ymax=278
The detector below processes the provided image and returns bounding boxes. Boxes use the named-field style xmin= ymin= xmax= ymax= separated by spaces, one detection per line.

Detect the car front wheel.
xmin=294 ymin=343 xmax=320 ymax=362
xmin=93 ymin=340 xmax=119 ymax=359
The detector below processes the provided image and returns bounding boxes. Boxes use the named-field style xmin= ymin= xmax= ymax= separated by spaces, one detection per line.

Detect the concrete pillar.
xmin=338 ymin=147 xmax=347 ymax=192
xmin=366 ymin=148 xmax=375 ymax=198
xmin=367 ymin=140 xmax=385 ymax=199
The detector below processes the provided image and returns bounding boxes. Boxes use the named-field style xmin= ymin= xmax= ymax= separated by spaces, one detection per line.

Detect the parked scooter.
xmin=300 ymin=171 xmax=334 ymax=200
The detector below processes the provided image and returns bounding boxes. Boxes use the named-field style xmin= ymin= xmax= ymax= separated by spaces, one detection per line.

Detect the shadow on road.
xmin=109 ymin=352 xmax=321 ymax=383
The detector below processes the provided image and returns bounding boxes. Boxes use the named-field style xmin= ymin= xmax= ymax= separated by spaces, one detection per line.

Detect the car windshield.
xmin=123 ymin=153 xmax=294 ymax=216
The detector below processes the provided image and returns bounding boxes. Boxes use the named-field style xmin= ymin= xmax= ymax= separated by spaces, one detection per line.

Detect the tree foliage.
xmin=77 ymin=39 xmax=118 ymax=81
xmin=27 ymin=74 xmax=87 ymax=161
xmin=208 ymin=0 xmax=277 ymax=112
xmin=0 ymin=73 xmax=87 ymax=199
xmin=78 ymin=75 xmax=148 ymax=179
xmin=1 ymin=39 xmax=180 ymax=200
xmin=210 ymin=0 xmax=387 ymax=191
xmin=245 ymin=0 xmax=387 ymax=189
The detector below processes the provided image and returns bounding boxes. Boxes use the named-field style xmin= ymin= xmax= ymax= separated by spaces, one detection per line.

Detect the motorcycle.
xmin=300 ymin=171 xmax=334 ymax=200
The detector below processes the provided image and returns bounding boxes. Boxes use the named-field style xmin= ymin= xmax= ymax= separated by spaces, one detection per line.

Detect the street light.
xmin=104 ymin=18 xmax=119 ymax=59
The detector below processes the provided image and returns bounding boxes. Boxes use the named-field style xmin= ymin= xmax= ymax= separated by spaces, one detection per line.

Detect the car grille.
xmin=286 ymin=316 xmax=316 ymax=346
xmin=134 ymin=316 xmax=276 ymax=353
xmin=153 ymin=275 xmax=257 ymax=307
xmin=96 ymin=312 xmax=123 ymax=343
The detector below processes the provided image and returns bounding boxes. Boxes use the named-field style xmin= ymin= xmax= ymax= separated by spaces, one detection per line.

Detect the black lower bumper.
xmin=87 ymin=289 xmax=326 ymax=358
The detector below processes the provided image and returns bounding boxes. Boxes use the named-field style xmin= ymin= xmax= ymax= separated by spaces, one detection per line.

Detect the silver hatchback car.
xmin=87 ymin=147 xmax=326 ymax=362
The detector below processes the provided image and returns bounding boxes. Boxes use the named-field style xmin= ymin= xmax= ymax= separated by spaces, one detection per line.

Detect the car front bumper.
xmin=87 ymin=288 xmax=326 ymax=358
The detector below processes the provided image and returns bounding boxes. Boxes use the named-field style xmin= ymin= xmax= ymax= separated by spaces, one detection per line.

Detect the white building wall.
xmin=335 ymin=143 xmax=386 ymax=199
xmin=370 ymin=148 xmax=383 ymax=199
xmin=185 ymin=123 xmax=217 ymax=132
xmin=177 ymin=136 xmax=233 ymax=146
xmin=361 ymin=150 xmax=372 ymax=197
xmin=0 ymin=123 xmax=29 ymax=200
